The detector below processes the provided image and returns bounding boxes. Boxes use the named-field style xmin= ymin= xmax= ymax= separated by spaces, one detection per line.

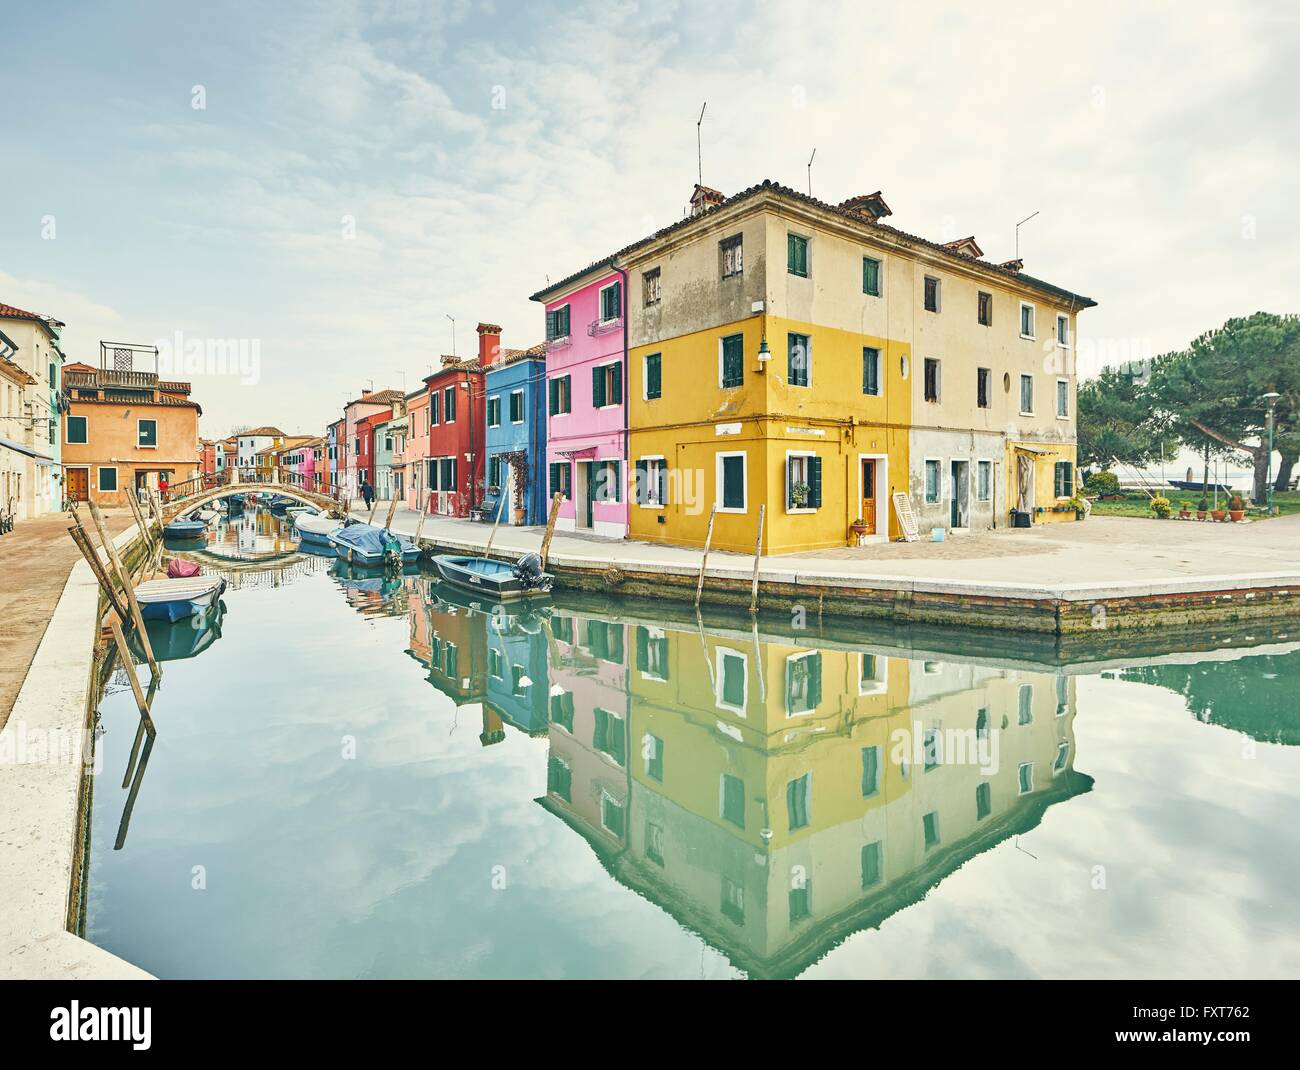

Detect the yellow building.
xmin=615 ymin=181 xmax=1095 ymax=552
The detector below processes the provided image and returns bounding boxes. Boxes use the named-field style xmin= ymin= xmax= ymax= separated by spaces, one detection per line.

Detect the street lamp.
xmin=1264 ymin=391 xmax=1281 ymax=516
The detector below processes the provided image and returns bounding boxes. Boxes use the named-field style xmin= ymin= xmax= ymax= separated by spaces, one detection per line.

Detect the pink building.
xmin=342 ymin=389 xmax=403 ymax=500
xmin=288 ymin=435 xmax=320 ymax=491
xmin=531 ymin=261 xmax=628 ymax=538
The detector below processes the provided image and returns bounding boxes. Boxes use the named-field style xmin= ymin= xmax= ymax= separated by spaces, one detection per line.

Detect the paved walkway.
xmin=0 ymin=509 xmax=133 ymax=732
xmin=379 ymin=503 xmax=1300 ymax=594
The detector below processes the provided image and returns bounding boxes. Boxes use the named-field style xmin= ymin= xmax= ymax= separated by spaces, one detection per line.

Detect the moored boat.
xmin=432 ymin=552 xmax=553 ymax=601
xmin=295 ymin=511 xmax=346 ymax=546
xmin=163 ymin=516 xmax=208 ymax=540
xmin=134 ymin=575 xmax=228 ymax=622
xmin=329 ymin=523 xmax=420 ymax=568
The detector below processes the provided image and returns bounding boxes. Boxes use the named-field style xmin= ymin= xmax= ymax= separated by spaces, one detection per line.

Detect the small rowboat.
xmin=295 ymin=511 xmax=345 ymax=546
xmin=330 ymin=523 xmax=420 ymax=568
xmin=432 ymin=553 xmax=553 ymax=601
xmin=134 ymin=576 xmax=228 ymax=623
xmin=286 ymin=505 xmax=316 ymax=521
xmin=164 ymin=517 xmax=208 ymax=540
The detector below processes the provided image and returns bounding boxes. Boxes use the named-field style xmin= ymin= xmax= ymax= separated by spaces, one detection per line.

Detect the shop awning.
xmin=0 ymin=436 xmax=54 ymax=463
xmin=555 ymin=446 xmax=597 ymax=459
xmin=1012 ymin=444 xmax=1054 ymax=456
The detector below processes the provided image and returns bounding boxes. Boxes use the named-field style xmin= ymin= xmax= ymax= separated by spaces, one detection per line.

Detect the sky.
xmin=1 ymin=0 xmax=1297 ymax=439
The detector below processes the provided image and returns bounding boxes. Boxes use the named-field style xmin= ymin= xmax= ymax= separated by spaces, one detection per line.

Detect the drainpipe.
xmin=615 ymin=264 xmax=630 ymax=512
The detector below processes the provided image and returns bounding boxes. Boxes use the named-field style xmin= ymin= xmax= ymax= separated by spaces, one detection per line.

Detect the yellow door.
xmin=861 ymin=459 xmax=876 ymax=534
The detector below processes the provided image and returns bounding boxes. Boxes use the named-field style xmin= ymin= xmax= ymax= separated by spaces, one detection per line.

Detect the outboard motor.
xmin=512 ymin=552 xmax=552 ymax=592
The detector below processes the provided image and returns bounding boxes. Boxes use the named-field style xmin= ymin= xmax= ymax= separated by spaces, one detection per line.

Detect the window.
xmin=585 ymin=620 xmax=624 ymax=663
xmin=787 ymin=233 xmax=809 ymax=277
xmin=721 ymin=875 xmax=744 ymax=923
xmin=592 ymin=362 xmax=622 ymax=408
xmin=1054 ymin=740 xmax=1070 ymax=773
xmin=137 ymin=419 xmax=157 ymax=448
xmin=861 ymin=841 xmax=883 ymax=888
xmin=643 ymin=734 xmax=664 ymax=782
xmin=720 ymin=234 xmax=743 ymax=278
xmin=787 ymin=773 xmax=812 ymax=831
xmin=976 ymin=782 xmax=992 ymax=820
xmin=599 ymin=281 xmax=622 ymax=323
xmin=719 ymin=334 xmax=744 ymax=389
xmin=721 ymin=774 xmax=745 ymax=828
xmin=977 ymin=459 xmax=992 ymax=502
xmin=862 ymin=255 xmax=881 ymax=296
xmin=978 ymin=290 xmax=992 ymax=326
xmin=549 ymin=461 xmax=571 ymax=500
xmin=601 ymin=791 xmax=626 ymax=837
xmin=593 ymin=459 xmax=621 ymax=503
xmin=644 ymin=353 xmax=662 ymax=400
xmin=509 ymin=390 xmax=524 ymax=423
xmin=786 ymin=453 xmax=822 ymax=511
xmin=862 ymin=347 xmax=881 ymax=396
xmin=1018 ymin=762 xmax=1034 ymax=795
xmin=1019 ymin=374 xmax=1034 ymax=415
xmin=642 ymin=267 xmax=661 ymax=306
xmin=486 ymin=396 xmax=501 ymax=427
xmin=718 ymin=452 xmax=746 ymax=512
xmin=545 ymin=303 xmax=571 ymax=341
xmin=1020 ymin=302 xmax=1036 ymax=339
xmin=1057 ymin=379 xmax=1069 ymax=418
xmin=785 ymin=652 xmax=822 ymax=714
xmin=546 ymin=755 xmax=572 ymax=802
xmin=861 ymin=746 xmax=881 ymax=797
xmin=924 ymin=728 xmax=941 ymax=770
xmin=646 ymin=822 xmax=665 ymax=867
xmin=97 ymin=467 xmax=117 ymax=492
xmin=430 ymin=392 xmax=440 ymax=425
xmin=66 ymin=415 xmax=87 ymax=444
xmin=787 ymin=333 xmax=810 ymax=387
xmin=548 ymin=374 xmax=571 ymax=415
xmin=924 ymin=275 xmax=941 ymax=312
xmin=924 ymin=459 xmax=940 ymax=503
xmin=923 ymin=811 xmax=941 ymax=849
xmin=1056 ymin=313 xmax=1069 ymax=347
xmin=634 ymin=457 xmax=667 ymax=507
xmin=923 ymin=358 xmax=940 ymax=403
xmin=1018 ymin=684 xmax=1034 ymax=725
xmin=976 ymin=366 xmax=991 ymax=409
xmin=439 ymin=456 xmax=457 ymax=492
xmin=1054 ymin=460 xmax=1074 ymax=499
xmin=716 ymin=648 xmax=747 ymax=712
xmin=593 ymin=707 xmax=626 ymax=766
xmin=789 ymin=878 xmax=812 ymax=922
xmin=487 ymin=455 xmax=503 ymax=489
xmin=444 ymin=385 xmax=457 ymax=423
xmin=635 ymin=626 xmax=669 ymax=680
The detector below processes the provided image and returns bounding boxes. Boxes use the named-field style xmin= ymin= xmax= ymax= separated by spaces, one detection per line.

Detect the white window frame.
xmin=443 ymin=385 xmax=456 ymax=424
xmin=595 ymin=361 xmax=620 ymax=410
xmin=137 ymin=418 xmax=158 ymax=449
xmin=1056 ymin=377 xmax=1070 ymax=420
xmin=1056 ymin=313 xmax=1070 ymax=348
xmin=547 ymin=302 xmax=572 ymax=343
xmin=642 ymin=352 xmax=662 ymax=401
xmin=924 ymin=457 xmax=941 ymax=505
xmin=1019 ymin=301 xmax=1036 ymax=340
xmin=510 ymin=389 xmax=525 ymax=424
xmin=720 ymin=233 xmax=744 ymax=279
xmin=717 ymin=334 xmax=745 ymax=390
xmin=784 ymin=650 xmax=820 ymax=717
xmin=786 ymin=332 xmax=812 ymax=389
xmin=636 ymin=454 xmax=666 ymax=509
xmin=598 ymin=282 xmax=621 ymax=325
xmin=977 ymin=459 xmax=992 ymax=502
xmin=787 ymin=231 xmax=811 ymax=278
xmin=97 ymin=465 xmax=118 ymax=492
xmin=550 ymin=373 xmax=571 ymax=418
xmin=858 ymin=653 xmax=888 ymax=696
xmin=862 ymin=254 xmax=883 ymax=298
xmin=714 ymin=647 xmax=749 ymax=715
xmin=487 ymin=395 xmax=501 ymax=428
xmin=715 ymin=450 xmax=747 ymax=514
xmin=923 ymin=274 xmax=942 ymax=313
xmin=923 ymin=357 xmax=941 ymax=403
xmin=862 ymin=346 xmax=882 ymax=397
xmin=1020 ymin=374 xmax=1035 ymax=416
xmin=1018 ymin=761 xmax=1035 ymax=796
xmin=785 ymin=449 xmax=817 ymax=515
xmin=642 ymin=267 xmax=661 ymax=307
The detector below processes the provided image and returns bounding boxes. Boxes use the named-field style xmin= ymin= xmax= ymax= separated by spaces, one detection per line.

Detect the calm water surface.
xmin=84 ymin=513 xmax=1300 ymax=978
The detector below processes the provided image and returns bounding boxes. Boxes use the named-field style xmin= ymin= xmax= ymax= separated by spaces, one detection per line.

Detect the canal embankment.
xmin=384 ymin=507 xmax=1300 ymax=636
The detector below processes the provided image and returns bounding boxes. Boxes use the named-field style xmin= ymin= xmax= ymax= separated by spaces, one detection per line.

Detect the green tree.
xmin=1147 ymin=313 xmax=1300 ymax=502
xmin=1076 ymin=365 xmax=1163 ymax=475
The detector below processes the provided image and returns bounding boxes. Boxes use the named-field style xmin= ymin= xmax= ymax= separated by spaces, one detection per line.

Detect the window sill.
xmin=786 ymin=506 xmax=816 ymax=515
xmin=1020 ymin=334 xmax=1036 ymax=341
xmin=715 ymin=506 xmax=747 ymax=515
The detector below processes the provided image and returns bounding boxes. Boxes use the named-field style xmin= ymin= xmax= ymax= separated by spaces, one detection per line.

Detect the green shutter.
xmin=611 ymin=364 xmax=622 ymax=405
xmin=658 ymin=462 xmax=667 ymax=507
xmin=809 ymin=456 xmax=822 ymax=508
xmin=634 ymin=459 xmax=648 ymax=505
xmin=722 ymin=455 xmax=745 ymax=509
xmin=548 ymin=378 xmax=557 ymax=415
xmin=721 ymin=335 xmax=743 ymax=388
xmin=646 ymin=353 xmax=661 ymax=399
xmin=593 ymin=365 xmax=605 ymax=408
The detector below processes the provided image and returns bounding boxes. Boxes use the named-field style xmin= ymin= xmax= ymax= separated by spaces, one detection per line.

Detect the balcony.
xmin=587 ymin=316 xmax=623 ymax=337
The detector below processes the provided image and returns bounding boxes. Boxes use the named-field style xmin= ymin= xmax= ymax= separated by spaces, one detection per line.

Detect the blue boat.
xmin=432 ymin=553 xmax=553 ymax=601
xmin=163 ymin=516 xmax=207 ymax=540
xmin=329 ymin=523 xmax=421 ymax=568
xmin=294 ymin=511 xmax=345 ymax=546
xmin=134 ymin=575 xmax=228 ymax=622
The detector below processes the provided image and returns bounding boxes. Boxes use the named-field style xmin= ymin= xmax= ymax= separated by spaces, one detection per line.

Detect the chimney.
xmin=477 ymin=322 xmax=502 ymax=366
xmin=838 ymin=191 xmax=893 ymax=222
xmin=689 ymin=183 xmax=725 ymax=217
xmin=942 ymin=236 xmax=984 ymax=259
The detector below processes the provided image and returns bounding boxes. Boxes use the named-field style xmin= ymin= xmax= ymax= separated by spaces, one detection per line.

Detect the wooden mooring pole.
xmin=67 ymin=521 xmax=129 ymax=623
xmin=414 ymin=492 xmax=431 ymax=544
xmin=694 ymin=506 xmax=717 ymax=609
xmin=482 ymin=492 xmax=508 ymax=560
xmin=107 ymin=612 xmax=156 ymax=736
xmin=748 ymin=504 xmax=765 ymax=615
xmin=539 ymin=492 xmax=563 ymax=571
xmin=87 ymin=500 xmax=160 ymax=681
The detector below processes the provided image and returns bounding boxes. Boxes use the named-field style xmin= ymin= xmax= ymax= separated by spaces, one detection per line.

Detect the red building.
xmin=418 ymin=323 xmax=502 ymax=517
xmin=356 ymin=411 xmax=387 ymax=496
xmin=199 ymin=439 xmax=218 ymax=480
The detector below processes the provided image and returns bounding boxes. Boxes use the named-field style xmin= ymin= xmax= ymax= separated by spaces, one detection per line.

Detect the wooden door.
xmin=860 ymin=460 xmax=876 ymax=534
xmin=67 ymin=467 xmax=89 ymax=502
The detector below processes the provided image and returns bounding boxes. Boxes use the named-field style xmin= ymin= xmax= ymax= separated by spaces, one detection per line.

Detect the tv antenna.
xmin=445 ymin=314 xmax=456 ymax=358
xmin=696 ymin=102 xmax=707 ymax=185
xmin=807 ymin=148 xmax=817 ymax=195
xmin=1015 ymin=211 xmax=1039 ymax=259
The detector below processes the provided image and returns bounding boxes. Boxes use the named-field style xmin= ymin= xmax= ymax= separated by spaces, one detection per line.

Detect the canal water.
xmin=83 ymin=511 xmax=1300 ymax=978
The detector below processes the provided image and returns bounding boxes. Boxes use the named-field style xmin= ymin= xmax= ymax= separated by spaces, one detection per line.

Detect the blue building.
xmin=483 ymin=345 xmax=547 ymax=525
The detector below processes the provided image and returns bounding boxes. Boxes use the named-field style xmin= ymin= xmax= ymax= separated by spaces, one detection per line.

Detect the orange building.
xmin=62 ymin=344 xmax=202 ymax=505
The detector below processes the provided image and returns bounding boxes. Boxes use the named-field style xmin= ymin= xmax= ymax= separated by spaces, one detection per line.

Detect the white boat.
xmin=196 ymin=507 xmax=221 ymax=524
xmin=134 ymin=576 xmax=227 ymax=622
xmin=295 ymin=511 xmax=346 ymax=546
xmin=286 ymin=505 xmax=317 ymax=521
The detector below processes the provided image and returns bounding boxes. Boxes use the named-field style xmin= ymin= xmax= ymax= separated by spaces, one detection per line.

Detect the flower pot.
xmin=1196 ymin=510 xmax=1207 ymax=520
xmin=513 ymin=507 xmax=526 ymax=525
xmin=1075 ymin=509 xmax=1085 ymax=521
xmin=1179 ymin=509 xmax=1191 ymax=519
xmin=1211 ymin=509 xmax=1226 ymax=522
xmin=1229 ymin=509 xmax=1245 ymax=522
xmin=850 ymin=522 xmax=868 ymax=536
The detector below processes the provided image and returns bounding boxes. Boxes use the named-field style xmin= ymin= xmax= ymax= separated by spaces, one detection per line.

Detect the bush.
xmin=1085 ymin=470 xmax=1121 ymax=497
xmin=1229 ymin=493 xmax=1246 ymax=511
xmin=1151 ymin=496 xmax=1172 ymax=519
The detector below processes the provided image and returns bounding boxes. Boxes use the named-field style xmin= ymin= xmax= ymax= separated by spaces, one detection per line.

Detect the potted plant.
xmin=1068 ymin=495 xmax=1087 ymax=520
xmin=1150 ymin=495 xmax=1172 ymax=519
xmin=1211 ymin=504 xmax=1227 ymax=522
xmin=789 ymin=481 xmax=810 ymax=508
xmin=1228 ymin=493 xmax=1246 ymax=522
xmin=1196 ymin=496 xmax=1209 ymax=520
xmin=1179 ymin=499 xmax=1192 ymax=519
xmin=849 ymin=517 xmax=868 ymax=536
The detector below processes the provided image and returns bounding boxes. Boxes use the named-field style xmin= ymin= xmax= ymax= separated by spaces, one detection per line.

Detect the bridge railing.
xmin=162 ymin=465 xmax=343 ymax=506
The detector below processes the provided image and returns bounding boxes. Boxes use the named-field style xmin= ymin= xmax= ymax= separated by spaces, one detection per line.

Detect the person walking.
xmin=361 ymin=479 xmax=375 ymax=509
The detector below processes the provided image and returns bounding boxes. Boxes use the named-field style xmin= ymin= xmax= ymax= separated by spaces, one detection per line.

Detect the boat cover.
xmin=167 ymin=559 xmax=203 ymax=578
xmin=332 ymin=523 xmax=409 ymax=556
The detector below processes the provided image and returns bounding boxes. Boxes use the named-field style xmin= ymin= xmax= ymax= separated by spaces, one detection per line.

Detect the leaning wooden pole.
xmin=67 ymin=521 xmax=129 ymax=622
xmin=383 ymin=492 xmax=399 ymax=531
xmin=482 ymin=491 xmax=508 ymax=560
xmin=413 ymin=491 xmax=431 ymax=544
xmin=108 ymin=613 xmax=156 ymax=736
xmin=125 ymin=491 xmax=154 ymax=554
xmin=87 ymin=500 xmax=160 ymax=681
xmin=748 ymin=504 xmax=765 ymax=615
xmin=694 ymin=506 xmax=717 ymax=609
xmin=538 ymin=492 xmax=563 ymax=571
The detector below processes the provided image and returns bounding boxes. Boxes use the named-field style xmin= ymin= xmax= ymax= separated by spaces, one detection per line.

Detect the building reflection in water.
xmin=408 ymin=583 xmax=1093 ymax=979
